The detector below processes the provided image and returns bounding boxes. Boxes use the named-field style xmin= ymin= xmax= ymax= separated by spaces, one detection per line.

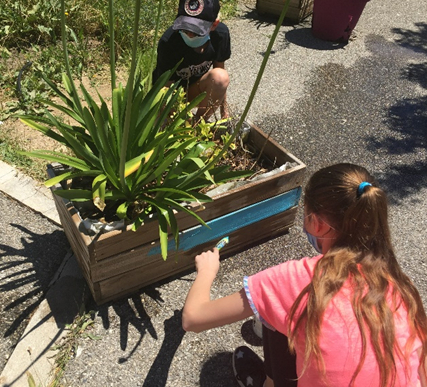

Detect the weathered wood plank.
xmin=89 ymin=188 xmax=301 ymax=282
xmin=96 ymin=207 xmax=298 ymax=303
xmin=256 ymin=0 xmax=314 ymax=22
xmin=90 ymin=165 xmax=305 ymax=262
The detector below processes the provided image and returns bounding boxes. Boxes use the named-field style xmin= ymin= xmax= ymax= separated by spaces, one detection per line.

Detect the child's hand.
xmin=195 ymin=248 xmax=220 ymax=279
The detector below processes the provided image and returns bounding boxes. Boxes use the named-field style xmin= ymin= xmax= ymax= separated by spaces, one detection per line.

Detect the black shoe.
xmin=232 ymin=346 xmax=266 ymax=387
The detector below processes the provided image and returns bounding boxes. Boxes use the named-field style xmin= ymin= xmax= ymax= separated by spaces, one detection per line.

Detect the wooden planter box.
xmin=256 ymin=0 xmax=313 ymax=23
xmin=49 ymin=124 xmax=306 ymax=305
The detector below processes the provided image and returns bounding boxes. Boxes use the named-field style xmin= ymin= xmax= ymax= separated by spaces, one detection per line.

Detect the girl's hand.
xmin=195 ymin=248 xmax=220 ymax=279
xmin=183 ymin=247 xmax=254 ymax=333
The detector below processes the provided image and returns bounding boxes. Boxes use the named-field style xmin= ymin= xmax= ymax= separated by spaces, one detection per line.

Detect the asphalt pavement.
xmin=0 ymin=0 xmax=426 ymax=386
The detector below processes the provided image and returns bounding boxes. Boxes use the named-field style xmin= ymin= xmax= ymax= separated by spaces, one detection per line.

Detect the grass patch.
xmin=50 ymin=309 xmax=100 ymax=387
xmin=0 ymin=131 xmax=48 ymax=181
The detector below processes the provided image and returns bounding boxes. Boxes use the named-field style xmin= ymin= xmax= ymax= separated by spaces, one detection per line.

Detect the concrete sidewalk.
xmin=0 ymin=161 xmax=60 ymax=226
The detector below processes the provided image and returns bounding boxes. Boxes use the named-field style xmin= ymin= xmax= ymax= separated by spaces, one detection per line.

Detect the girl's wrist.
xmin=196 ymin=269 xmax=217 ymax=282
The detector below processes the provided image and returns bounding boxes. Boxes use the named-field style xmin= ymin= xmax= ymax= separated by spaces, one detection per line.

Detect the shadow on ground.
xmin=366 ymin=22 xmax=427 ymax=201
xmin=141 ymin=310 xmax=185 ymax=387
xmin=253 ymin=23 xmax=426 ymax=205
xmin=0 ymin=214 xmax=69 ymax=372
xmin=237 ymin=5 xmax=345 ymax=54
xmin=200 ymin=351 xmax=235 ymax=387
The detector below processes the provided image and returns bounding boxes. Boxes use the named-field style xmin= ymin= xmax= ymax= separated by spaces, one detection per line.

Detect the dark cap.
xmin=172 ymin=0 xmax=220 ymax=36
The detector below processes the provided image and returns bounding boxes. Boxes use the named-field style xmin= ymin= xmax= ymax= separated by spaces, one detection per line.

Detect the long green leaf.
xmin=40 ymin=98 xmax=85 ymax=125
xmin=148 ymin=0 xmax=164 ymax=87
xmin=133 ymin=145 xmax=163 ymax=186
xmin=81 ymin=108 xmax=106 ymax=154
xmin=42 ymin=110 xmax=101 ymax=168
xmin=61 ymin=73 xmax=83 ymax=115
xmin=108 ymin=0 xmax=116 ymax=90
xmin=19 ymin=150 xmax=90 ymax=170
xmin=143 ymin=186 xmax=211 ymax=202
xmin=119 ymin=0 xmax=143 ymax=192
xmin=53 ymin=189 xmax=92 ymax=201
xmin=144 ymin=196 xmax=177 ymax=260
xmin=24 ymin=111 xmax=90 ymax=142
xmin=19 ymin=118 xmax=67 ymax=145
xmin=94 ymin=99 xmax=118 ymax=161
xmin=41 ymin=73 xmax=76 ymax=111
xmin=99 ymin=153 xmax=120 ymax=189
xmin=80 ymin=85 xmax=114 ymax=159
xmin=157 ymin=210 xmax=169 ymax=260
xmin=174 ymin=156 xmax=214 ymax=184
xmin=112 ymin=86 xmax=123 ymax=149
xmin=132 ymin=133 xmax=194 ymax=186
xmin=162 ymin=197 xmax=209 ymax=228
xmin=144 ymin=139 xmax=197 ymax=183
xmin=45 ymin=169 xmax=103 ymax=188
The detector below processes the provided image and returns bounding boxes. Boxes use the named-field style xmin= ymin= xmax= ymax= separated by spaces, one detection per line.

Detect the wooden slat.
xmin=90 ymin=188 xmax=301 ymax=282
xmin=52 ymin=195 xmax=92 ymax=274
xmin=95 ymin=207 xmax=298 ymax=304
xmin=147 ymin=188 xmax=301 ymax=255
xmin=90 ymin=166 xmax=305 ymax=262
xmin=256 ymin=0 xmax=313 ymax=21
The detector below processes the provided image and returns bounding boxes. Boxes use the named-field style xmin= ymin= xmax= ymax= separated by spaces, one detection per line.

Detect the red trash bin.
xmin=311 ymin=0 xmax=370 ymax=42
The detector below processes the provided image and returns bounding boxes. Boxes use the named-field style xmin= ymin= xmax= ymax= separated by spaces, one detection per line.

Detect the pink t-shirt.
xmin=245 ymin=255 xmax=422 ymax=387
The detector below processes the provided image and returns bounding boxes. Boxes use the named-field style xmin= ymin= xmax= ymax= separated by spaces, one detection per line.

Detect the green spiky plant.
xmin=18 ymin=0 xmax=292 ymax=260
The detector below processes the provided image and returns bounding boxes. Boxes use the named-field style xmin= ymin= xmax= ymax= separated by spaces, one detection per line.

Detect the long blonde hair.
xmin=288 ymin=163 xmax=427 ymax=386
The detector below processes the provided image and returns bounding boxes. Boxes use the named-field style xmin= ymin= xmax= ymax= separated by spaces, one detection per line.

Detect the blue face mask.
xmin=303 ymin=226 xmax=322 ymax=253
xmin=179 ymin=30 xmax=210 ymax=48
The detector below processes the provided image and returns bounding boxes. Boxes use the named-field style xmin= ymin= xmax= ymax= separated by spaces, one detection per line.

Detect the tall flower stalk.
xmin=148 ymin=0 xmax=165 ymax=89
xmin=60 ymin=0 xmax=83 ymax=116
xmin=119 ymin=0 xmax=142 ymax=194
xmin=108 ymin=0 xmax=116 ymax=91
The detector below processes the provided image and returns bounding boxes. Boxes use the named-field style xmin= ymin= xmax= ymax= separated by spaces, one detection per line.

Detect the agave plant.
xmin=19 ymin=0 xmax=292 ymax=259
xmin=18 ymin=0 xmax=254 ymax=259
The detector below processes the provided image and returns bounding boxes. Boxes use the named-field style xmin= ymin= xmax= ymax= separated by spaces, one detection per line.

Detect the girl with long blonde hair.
xmin=182 ymin=163 xmax=427 ymax=387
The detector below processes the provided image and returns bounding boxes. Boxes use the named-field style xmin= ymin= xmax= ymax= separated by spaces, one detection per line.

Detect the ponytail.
xmin=288 ymin=163 xmax=427 ymax=386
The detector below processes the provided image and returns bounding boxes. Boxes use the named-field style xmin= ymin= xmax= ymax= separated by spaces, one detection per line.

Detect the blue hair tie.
xmin=357 ymin=181 xmax=372 ymax=196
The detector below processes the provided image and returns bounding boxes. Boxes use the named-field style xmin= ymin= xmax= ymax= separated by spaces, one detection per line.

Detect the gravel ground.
xmin=0 ymin=193 xmax=69 ymax=373
xmin=5 ymin=0 xmax=427 ymax=385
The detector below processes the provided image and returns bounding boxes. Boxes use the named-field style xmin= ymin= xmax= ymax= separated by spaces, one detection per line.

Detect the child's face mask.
xmin=303 ymin=227 xmax=322 ymax=253
xmin=303 ymin=213 xmax=336 ymax=254
xmin=179 ymin=30 xmax=210 ymax=48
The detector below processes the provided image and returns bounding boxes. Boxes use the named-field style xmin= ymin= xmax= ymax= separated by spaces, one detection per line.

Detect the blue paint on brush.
xmin=215 ymin=236 xmax=229 ymax=250
xmin=148 ymin=187 xmax=301 ymax=256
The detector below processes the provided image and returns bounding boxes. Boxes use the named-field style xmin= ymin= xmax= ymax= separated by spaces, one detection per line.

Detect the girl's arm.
xmin=182 ymin=248 xmax=254 ymax=333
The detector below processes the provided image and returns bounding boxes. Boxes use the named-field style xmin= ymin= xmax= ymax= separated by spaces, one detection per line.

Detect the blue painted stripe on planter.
xmin=148 ymin=187 xmax=302 ymax=255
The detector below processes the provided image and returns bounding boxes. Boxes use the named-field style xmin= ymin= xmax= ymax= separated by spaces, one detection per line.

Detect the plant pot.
xmin=256 ymin=0 xmax=314 ymax=23
xmin=311 ymin=0 xmax=369 ymax=42
xmin=48 ymin=123 xmax=306 ymax=305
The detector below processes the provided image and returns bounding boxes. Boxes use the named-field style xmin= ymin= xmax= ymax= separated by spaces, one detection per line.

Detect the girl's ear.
xmin=309 ymin=213 xmax=322 ymax=233
xmin=311 ymin=213 xmax=329 ymax=234
xmin=210 ymin=19 xmax=220 ymax=31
